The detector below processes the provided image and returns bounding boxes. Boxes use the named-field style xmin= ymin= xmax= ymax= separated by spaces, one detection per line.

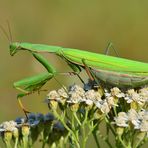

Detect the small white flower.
xmin=111 ymin=87 xmax=125 ymax=98
xmin=114 ymin=112 xmax=128 ymax=127
xmin=100 ymin=101 xmax=110 ymax=114
xmin=138 ymin=110 xmax=148 ymax=121
xmin=139 ymin=87 xmax=148 ymax=104
xmin=84 ymin=89 xmax=101 ymax=105
xmin=106 ymin=96 xmax=118 ymax=107
xmin=0 ymin=121 xmax=17 ymax=132
xmin=128 ymin=109 xmax=140 ymax=129
xmin=46 ymin=90 xmax=61 ymax=101
xmin=69 ymin=85 xmax=85 ymax=96
xmin=67 ymin=93 xmax=82 ymax=104
xmin=124 ymin=89 xmax=143 ymax=105
xmin=68 ymin=85 xmax=85 ymax=103
xmin=85 ymin=99 xmax=94 ymax=105
xmin=58 ymin=87 xmax=69 ymax=99
xmin=95 ymin=100 xmax=110 ymax=114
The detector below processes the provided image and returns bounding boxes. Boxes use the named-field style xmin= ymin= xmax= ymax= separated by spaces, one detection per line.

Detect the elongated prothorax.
xmin=10 ymin=42 xmax=62 ymax=56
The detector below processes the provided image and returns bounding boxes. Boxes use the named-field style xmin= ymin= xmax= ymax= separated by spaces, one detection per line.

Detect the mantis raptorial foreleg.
xmin=33 ymin=53 xmax=84 ymax=84
xmin=14 ymin=53 xmax=56 ymax=117
xmin=15 ymin=72 xmax=54 ymax=117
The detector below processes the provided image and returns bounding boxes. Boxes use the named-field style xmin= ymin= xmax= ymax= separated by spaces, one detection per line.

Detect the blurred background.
xmin=0 ymin=0 xmax=148 ymax=147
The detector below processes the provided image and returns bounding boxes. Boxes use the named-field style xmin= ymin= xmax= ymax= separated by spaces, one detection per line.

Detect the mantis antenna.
xmin=0 ymin=21 xmax=12 ymax=43
xmin=7 ymin=20 xmax=13 ymax=43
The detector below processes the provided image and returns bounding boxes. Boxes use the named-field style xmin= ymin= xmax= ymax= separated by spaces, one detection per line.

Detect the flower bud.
xmin=70 ymin=103 xmax=79 ymax=112
xmin=21 ymin=124 xmax=30 ymax=137
xmin=49 ymin=100 xmax=58 ymax=110
xmin=13 ymin=128 xmax=19 ymax=138
xmin=130 ymin=101 xmax=138 ymax=110
xmin=116 ymin=127 xmax=124 ymax=136
xmin=4 ymin=131 xmax=12 ymax=142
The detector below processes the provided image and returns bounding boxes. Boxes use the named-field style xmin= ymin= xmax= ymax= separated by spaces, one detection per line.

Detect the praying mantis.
xmin=10 ymin=42 xmax=148 ymax=87
xmin=1 ymin=22 xmax=147 ymax=116
xmin=8 ymin=42 xmax=148 ymax=116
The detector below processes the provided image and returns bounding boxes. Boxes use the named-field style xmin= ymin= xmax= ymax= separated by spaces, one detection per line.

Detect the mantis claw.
xmin=17 ymin=96 xmax=31 ymax=119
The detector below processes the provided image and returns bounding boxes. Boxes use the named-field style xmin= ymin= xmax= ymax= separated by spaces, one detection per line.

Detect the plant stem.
xmin=119 ymin=136 xmax=128 ymax=148
xmin=5 ymin=141 xmax=12 ymax=148
xmin=92 ymin=131 xmax=100 ymax=148
xmin=53 ymin=110 xmax=80 ymax=148
xmin=73 ymin=112 xmax=81 ymax=126
xmin=23 ymin=136 xmax=28 ymax=148
xmin=105 ymin=117 xmax=116 ymax=136
xmin=14 ymin=138 xmax=18 ymax=148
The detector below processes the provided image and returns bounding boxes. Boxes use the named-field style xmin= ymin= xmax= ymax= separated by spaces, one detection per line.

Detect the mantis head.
xmin=10 ymin=42 xmax=22 ymax=56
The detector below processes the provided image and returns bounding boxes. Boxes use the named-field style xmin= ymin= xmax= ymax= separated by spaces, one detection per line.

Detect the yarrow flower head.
xmin=46 ymin=90 xmax=60 ymax=101
xmin=125 ymin=89 xmax=139 ymax=103
xmin=110 ymin=87 xmax=125 ymax=98
xmin=0 ymin=121 xmax=17 ymax=132
xmin=114 ymin=112 xmax=129 ymax=127
xmin=0 ymin=82 xmax=148 ymax=147
xmin=113 ymin=109 xmax=148 ymax=137
xmin=68 ymin=84 xmax=85 ymax=103
xmin=127 ymin=109 xmax=141 ymax=129
xmin=84 ymin=89 xmax=102 ymax=105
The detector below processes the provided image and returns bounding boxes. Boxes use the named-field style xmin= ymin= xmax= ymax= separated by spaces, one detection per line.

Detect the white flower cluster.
xmin=114 ymin=109 xmax=148 ymax=135
xmin=125 ymin=88 xmax=148 ymax=105
xmin=0 ymin=121 xmax=17 ymax=133
xmin=46 ymin=85 xmax=148 ymax=114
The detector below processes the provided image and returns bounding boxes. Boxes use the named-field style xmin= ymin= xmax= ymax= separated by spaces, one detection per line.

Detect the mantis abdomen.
xmin=92 ymin=69 xmax=148 ymax=88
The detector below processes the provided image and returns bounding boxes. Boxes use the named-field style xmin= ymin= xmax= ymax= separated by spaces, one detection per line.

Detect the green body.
xmin=10 ymin=42 xmax=148 ymax=88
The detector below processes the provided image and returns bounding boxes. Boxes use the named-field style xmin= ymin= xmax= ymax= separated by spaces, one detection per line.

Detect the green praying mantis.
xmin=2 ymin=24 xmax=148 ymax=116
xmin=10 ymin=42 xmax=148 ymax=88
xmin=9 ymin=42 xmax=148 ymax=116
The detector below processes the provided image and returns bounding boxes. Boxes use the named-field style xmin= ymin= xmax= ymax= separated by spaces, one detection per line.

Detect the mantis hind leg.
xmin=104 ymin=42 xmax=119 ymax=57
xmin=81 ymin=59 xmax=104 ymax=90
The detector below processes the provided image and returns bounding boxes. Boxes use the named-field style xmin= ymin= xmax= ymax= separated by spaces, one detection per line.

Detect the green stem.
xmin=81 ymin=124 xmax=86 ymax=148
xmin=92 ymin=131 xmax=100 ymax=148
xmin=81 ymin=110 xmax=89 ymax=148
xmin=23 ymin=136 xmax=28 ymax=148
xmin=104 ymin=122 xmax=113 ymax=148
xmin=119 ymin=136 xmax=128 ymax=148
xmin=71 ymin=113 xmax=75 ymax=130
xmin=41 ymin=135 xmax=46 ymax=148
xmin=14 ymin=138 xmax=18 ymax=148
xmin=105 ymin=117 xmax=116 ymax=136
xmin=5 ymin=141 xmax=12 ymax=148
xmin=73 ymin=112 xmax=81 ymax=126
xmin=87 ymin=120 xmax=100 ymax=148
xmin=113 ymin=103 xmax=118 ymax=117
xmin=53 ymin=110 xmax=80 ymax=148
xmin=105 ymin=138 xmax=113 ymax=148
